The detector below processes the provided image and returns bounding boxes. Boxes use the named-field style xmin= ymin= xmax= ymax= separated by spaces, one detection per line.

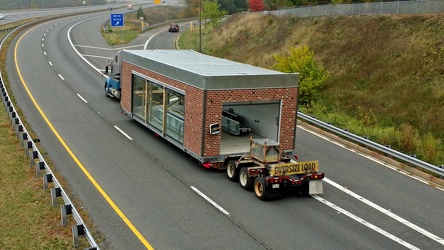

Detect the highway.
xmin=5 ymin=7 xmax=444 ymax=250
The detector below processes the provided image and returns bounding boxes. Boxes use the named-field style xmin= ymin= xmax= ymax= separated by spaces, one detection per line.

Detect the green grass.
xmin=101 ymin=6 xmax=190 ymax=45
xmin=1 ymin=20 xmax=95 ymax=249
xmin=0 ymin=106 xmax=76 ymax=249
xmin=193 ymin=13 xmax=444 ymax=166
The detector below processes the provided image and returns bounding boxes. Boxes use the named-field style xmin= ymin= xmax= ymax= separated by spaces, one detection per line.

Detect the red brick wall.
xmin=121 ymin=61 xmax=298 ymax=158
xmin=205 ymin=88 xmax=298 ymax=156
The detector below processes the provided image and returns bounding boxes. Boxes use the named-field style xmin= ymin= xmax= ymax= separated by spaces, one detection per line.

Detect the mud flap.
xmin=309 ymin=180 xmax=323 ymax=195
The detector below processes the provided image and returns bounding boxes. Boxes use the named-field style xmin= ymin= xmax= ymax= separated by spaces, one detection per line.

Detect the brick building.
xmin=119 ymin=50 xmax=299 ymax=167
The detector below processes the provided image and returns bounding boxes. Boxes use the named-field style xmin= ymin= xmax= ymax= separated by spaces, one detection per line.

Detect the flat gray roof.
xmin=121 ymin=49 xmax=299 ymax=90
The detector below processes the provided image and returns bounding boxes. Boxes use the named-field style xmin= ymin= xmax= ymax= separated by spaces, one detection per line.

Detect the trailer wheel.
xmin=239 ymin=168 xmax=253 ymax=190
xmin=301 ymin=182 xmax=310 ymax=196
xmin=254 ymin=177 xmax=267 ymax=200
xmin=226 ymin=160 xmax=238 ymax=181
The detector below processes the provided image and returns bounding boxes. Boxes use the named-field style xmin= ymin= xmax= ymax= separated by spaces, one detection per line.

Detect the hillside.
xmin=205 ymin=13 xmax=444 ymax=165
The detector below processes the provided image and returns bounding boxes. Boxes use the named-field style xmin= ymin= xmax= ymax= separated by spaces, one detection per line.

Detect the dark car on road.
xmin=168 ymin=24 xmax=179 ymax=32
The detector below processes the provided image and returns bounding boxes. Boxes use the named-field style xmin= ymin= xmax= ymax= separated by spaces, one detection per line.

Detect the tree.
xmin=137 ymin=6 xmax=147 ymax=21
xmin=273 ymin=45 xmax=328 ymax=105
xmin=248 ymin=0 xmax=266 ymax=11
xmin=218 ymin=0 xmax=236 ymax=14
xmin=202 ymin=0 xmax=228 ymax=28
xmin=233 ymin=0 xmax=248 ymax=12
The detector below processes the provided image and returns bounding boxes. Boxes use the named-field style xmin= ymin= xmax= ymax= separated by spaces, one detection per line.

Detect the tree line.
xmin=0 ymin=0 xmax=107 ymax=10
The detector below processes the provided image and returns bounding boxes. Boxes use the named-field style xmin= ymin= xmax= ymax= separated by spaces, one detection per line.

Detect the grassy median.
xmin=1 ymin=18 xmax=96 ymax=249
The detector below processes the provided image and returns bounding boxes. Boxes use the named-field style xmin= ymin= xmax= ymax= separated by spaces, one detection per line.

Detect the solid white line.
xmin=191 ymin=186 xmax=230 ymax=216
xmin=74 ymin=44 xmax=144 ymax=50
xmin=144 ymin=29 xmax=165 ymax=50
xmin=297 ymin=125 xmax=434 ymax=187
xmin=58 ymin=74 xmax=64 ymax=80
xmin=80 ymin=54 xmax=113 ymax=60
xmin=76 ymin=94 xmax=88 ymax=104
xmin=324 ymin=177 xmax=444 ymax=245
xmin=313 ymin=195 xmax=419 ymax=250
xmin=48 ymin=61 xmax=52 ymax=66
xmin=114 ymin=126 xmax=133 ymax=140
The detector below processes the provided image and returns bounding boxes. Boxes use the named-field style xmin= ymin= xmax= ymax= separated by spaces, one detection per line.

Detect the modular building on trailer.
xmin=105 ymin=49 xmax=324 ymax=200
xmin=118 ymin=50 xmax=299 ymax=168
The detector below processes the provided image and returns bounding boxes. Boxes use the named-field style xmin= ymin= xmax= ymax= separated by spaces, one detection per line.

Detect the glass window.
xmin=132 ymin=75 xmax=146 ymax=120
xmin=164 ymin=89 xmax=185 ymax=143
xmin=147 ymin=81 xmax=164 ymax=131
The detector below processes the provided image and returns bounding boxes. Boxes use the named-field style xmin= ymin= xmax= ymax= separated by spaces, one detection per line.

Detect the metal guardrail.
xmin=0 ymin=24 xmax=99 ymax=250
xmin=0 ymin=26 xmax=19 ymax=33
xmin=298 ymin=111 xmax=444 ymax=177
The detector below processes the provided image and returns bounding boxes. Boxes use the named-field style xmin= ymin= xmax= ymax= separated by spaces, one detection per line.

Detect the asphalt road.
xmin=6 ymin=8 xmax=444 ymax=250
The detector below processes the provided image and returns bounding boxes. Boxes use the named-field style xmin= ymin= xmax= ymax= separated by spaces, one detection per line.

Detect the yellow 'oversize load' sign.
xmin=270 ymin=160 xmax=319 ymax=176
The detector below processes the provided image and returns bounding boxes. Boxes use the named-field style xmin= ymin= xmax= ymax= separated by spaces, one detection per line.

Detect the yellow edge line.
xmin=15 ymin=24 xmax=154 ymax=250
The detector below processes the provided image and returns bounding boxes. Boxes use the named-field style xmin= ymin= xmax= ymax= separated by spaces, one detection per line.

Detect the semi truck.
xmin=103 ymin=49 xmax=324 ymax=200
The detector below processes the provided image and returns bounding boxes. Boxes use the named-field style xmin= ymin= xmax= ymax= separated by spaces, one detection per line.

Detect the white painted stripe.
xmin=79 ymin=54 xmax=113 ymax=60
xmin=76 ymin=94 xmax=88 ymax=104
xmin=42 ymin=44 xmax=44 ymax=47
xmin=114 ymin=126 xmax=133 ymax=140
xmin=48 ymin=61 xmax=52 ymax=66
xmin=191 ymin=186 xmax=230 ymax=216
xmin=324 ymin=177 xmax=444 ymax=245
xmin=44 ymin=51 xmax=46 ymax=55
xmin=313 ymin=195 xmax=419 ymax=250
xmin=297 ymin=125 xmax=438 ymax=187
xmin=144 ymin=29 xmax=166 ymax=50
xmin=74 ymin=44 xmax=144 ymax=50
xmin=42 ymin=38 xmax=44 ymax=41
xmin=58 ymin=74 xmax=64 ymax=80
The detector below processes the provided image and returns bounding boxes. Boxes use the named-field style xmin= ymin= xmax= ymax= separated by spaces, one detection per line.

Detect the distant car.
xmin=0 ymin=14 xmax=4 ymax=20
xmin=168 ymin=24 xmax=179 ymax=32
xmin=127 ymin=5 xmax=133 ymax=10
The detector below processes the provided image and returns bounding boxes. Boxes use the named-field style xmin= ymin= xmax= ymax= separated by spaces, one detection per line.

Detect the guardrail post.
xmin=20 ymin=131 xmax=28 ymax=147
xmin=5 ymin=100 xmax=11 ymax=112
xmin=2 ymin=94 xmax=8 ymax=104
xmin=50 ymin=187 xmax=61 ymax=206
xmin=61 ymin=204 xmax=72 ymax=226
xmin=36 ymin=161 xmax=45 ymax=177
xmin=72 ymin=224 xmax=85 ymax=247
xmin=43 ymin=173 xmax=53 ymax=190
xmin=25 ymin=140 xmax=33 ymax=157
xmin=9 ymin=110 xmax=16 ymax=121
xmin=29 ymin=150 xmax=38 ymax=166
xmin=15 ymin=123 xmax=23 ymax=138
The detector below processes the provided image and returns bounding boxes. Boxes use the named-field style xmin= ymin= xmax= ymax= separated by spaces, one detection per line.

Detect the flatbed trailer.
xmin=104 ymin=49 xmax=324 ymax=200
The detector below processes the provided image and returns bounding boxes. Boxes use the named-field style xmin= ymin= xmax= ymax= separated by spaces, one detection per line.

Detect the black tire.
xmin=226 ymin=160 xmax=238 ymax=181
xmin=254 ymin=177 xmax=267 ymax=200
xmin=301 ymin=182 xmax=310 ymax=196
xmin=254 ymin=177 xmax=279 ymax=200
xmin=239 ymin=168 xmax=253 ymax=190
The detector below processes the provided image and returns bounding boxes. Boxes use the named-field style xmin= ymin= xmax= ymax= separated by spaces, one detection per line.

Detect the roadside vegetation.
xmin=117 ymin=6 xmax=444 ymax=167
xmin=101 ymin=5 xmax=190 ymax=45
xmin=1 ymin=18 xmax=98 ymax=249
xmin=181 ymin=13 xmax=444 ymax=167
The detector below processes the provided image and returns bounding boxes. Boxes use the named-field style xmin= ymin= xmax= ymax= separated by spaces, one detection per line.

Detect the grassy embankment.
xmin=179 ymin=13 xmax=444 ymax=168
xmin=0 ymin=20 xmax=95 ymax=249
xmin=101 ymin=5 xmax=189 ymax=45
xmin=100 ymin=8 xmax=444 ymax=167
